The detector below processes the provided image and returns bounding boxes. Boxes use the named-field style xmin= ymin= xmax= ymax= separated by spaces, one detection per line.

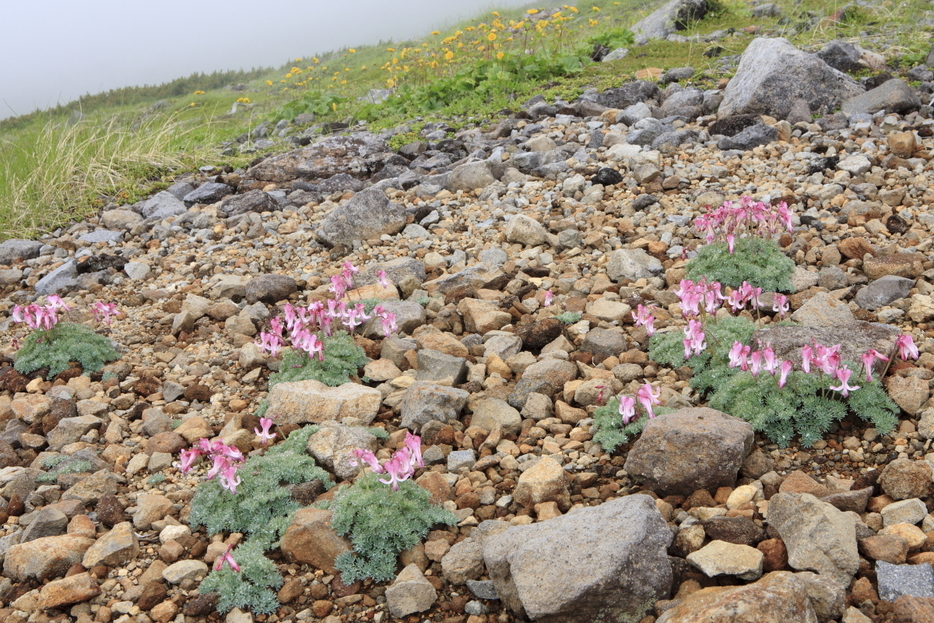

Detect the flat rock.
xmin=877 ymin=561 xmax=934 ymax=601
xmin=267 ymin=380 xmax=381 ymax=426
xmin=841 ymin=79 xmax=922 ymax=116
xmin=280 ymin=508 xmax=352 ymax=574
xmin=400 ymin=382 xmax=470 ymax=431
xmin=316 ymin=188 xmax=406 ymax=246
xmin=307 ymin=421 xmax=378 ymax=480
xmin=3 ymin=534 xmax=95 ymax=582
xmin=513 ymin=456 xmax=570 ymax=511
xmin=686 ymin=540 xmax=764 ymax=580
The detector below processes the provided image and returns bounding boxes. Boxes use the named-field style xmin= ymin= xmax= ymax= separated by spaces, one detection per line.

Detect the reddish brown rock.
xmin=37 ymin=572 xmax=100 ymax=609
xmin=879 ymin=458 xmax=932 ymax=500
xmin=280 ymin=508 xmax=352 ymax=574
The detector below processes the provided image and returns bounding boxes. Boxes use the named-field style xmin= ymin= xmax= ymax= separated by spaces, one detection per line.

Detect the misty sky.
xmin=1 ymin=0 xmax=539 ymax=119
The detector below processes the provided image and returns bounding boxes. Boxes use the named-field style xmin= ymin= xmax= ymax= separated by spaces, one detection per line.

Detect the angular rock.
xmin=686 ymin=540 xmax=764 ymax=580
xmin=385 ymin=563 xmax=438 ymax=618
xmin=607 ymin=248 xmax=663 ymax=282
xmin=162 ymin=560 xmax=209 ymax=584
xmin=82 ymin=521 xmax=139 ymax=569
xmin=416 ymin=349 xmax=468 ymax=385
xmin=596 ymin=81 xmax=661 ymax=110
xmin=718 ymin=37 xmax=863 ymax=119
xmin=140 ymin=191 xmax=187 ymax=219
xmin=400 ymin=382 xmax=470 ymax=431
xmin=790 ymin=291 xmax=856 ymax=326
xmin=183 ymin=182 xmax=232 ymax=206
xmin=307 ymin=421 xmax=378 ymax=480
xmin=0 ymin=239 xmax=43 ymax=265
xmin=267 ymin=380 xmax=381 ymax=426
xmin=624 ymin=407 xmax=754 ymax=496
xmin=280 ymin=508 xmax=352 ymax=574
xmin=767 ymin=492 xmax=858 ymax=586
xmin=3 ymin=534 xmax=95 ymax=581
xmin=632 ymin=0 xmax=708 ymax=43
xmin=35 ymin=259 xmax=78 ymax=295
xmin=483 ymin=495 xmax=672 ymax=623
xmin=879 ymin=459 xmax=932 ymax=500
xmin=877 ymin=561 xmax=934 ymax=601
xmin=316 ymin=188 xmax=406 ymax=246
xmin=717 ymin=123 xmax=777 ymax=150
xmin=447 ymin=161 xmax=497 ymax=191
xmin=457 ymin=298 xmax=512 ymax=334
xmin=514 ymin=456 xmax=571 ymax=511
xmin=244 ymin=274 xmax=297 ymax=304
xmin=469 ymin=398 xmax=521 ymax=436
xmin=505 ymin=214 xmax=550 ymax=247
xmin=37 ymin=572 xmax=101 ymax=610
xmin=855 ymin=275 xmax=914 ymax=310
xmin=841 ymin=79 xmax=922 ymax=116
xmin=441 ymin=538 xmax=485 ymax=585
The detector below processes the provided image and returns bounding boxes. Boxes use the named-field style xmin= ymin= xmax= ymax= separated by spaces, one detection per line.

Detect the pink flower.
xmin=330 ymin=274 xmax=349 ymax=299
xmin=637 ymin=383 xmax=661 ymax=419
xmin=618 ymin=395 xmax=636 ymax=424
xmin=341 ymin=261 xmax=359 ymax=279
xmin=778 ymin=360 xmax=793 ymax=388
xmin=813 ymin=344 xmax=841 ymax=375
xmin=682 ymin=319 xmax=706 ymax=358
xmin=728 ymin=341 xmax=750 ymax=370
xmin=214 ymin=544 xmax=241 ymax=572
xmin=374 ymin=306 xmax=397 ymax=336
xmin=404 ymin=431 xmax=424 ymax=468
xmin=896 ymin=334 xmax=919 ymax=361
xmin=772 ymin=294 xmax=789 ymax=317
xmin=829 ymin=366 xmax=860 ymax=397
xmin=544 ymin=291 xmax=554 ymax=307
xmin=351 ymin=448 xmax=384 ymax=474
xmin=861 ymin=349 xmax=889 ymax=383
xmin=748 ymin=350 xmax=763 ymax=377
xmin=761 ymin=346 xmax=779 ymax=375
xmin=46 ymin=295 xmax=70 ymax=311
xmin=726 ymin=233 xmax=735 ymax=254
xmin=90 ymin=301 xmax=119 ymax=325
xmin=178 ymin=448 xmax=202 ymax=473
xmin=633 ymin=304 xmax=656 ymax=336
xmin=255 ymin=332 xmax=283 ymax=357
xmin=219 ymin=462 xmax=242 ymax=494
xmin=801 ymin=345 xmax=814 ymax=374
xmin=377 ymin=270 xmax=391 ymax=289
xmin=254 ymin=417 xmax=276 ymax=445
xmin=378 ymin=448 xmax=415 ymax=490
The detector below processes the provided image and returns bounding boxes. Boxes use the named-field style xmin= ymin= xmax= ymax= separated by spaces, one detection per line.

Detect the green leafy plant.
xmin=267 ymin=332 xmax=369 ymax=391
xmin=686 ymin=237 xmax=795 ymax=292
xmin=331 ymin=472 xmax=457 ymax=582
xmin=592 ymin=398 xmax=674 ymax=453
xmin=555 ymin=311 xmax=582 ymax=325
xmin=190 ymin=425 xmax=332 ymax=614
xmin=588 ymin=27 xmax=635 ymax=50
xmin=269 ymin=91 xmax=348 ymax=123
xmin=15 ymin=322 xmax=121 ymax=379
xmin=36 ymin=458 xmax=92 ymax=483
xmin=147 ymin=473 xmax=167 ymax=485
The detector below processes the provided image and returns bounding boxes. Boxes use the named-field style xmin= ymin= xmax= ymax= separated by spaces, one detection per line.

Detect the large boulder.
xmin=241 ymin=132 xmax=391 ymax=188
xmin=483 ymin=495 xmax=673 ymax=623
xmin=315 ymin=188 xmax=406 ymax=246
xmin=840 ymin=79 xmax=922 ymax=116
xmin=632 ymin=0 xmax=708 ymax=44
xmin=624 ymin=408 xmax=754 ymax=496
xmin=718 ymin=38 xmax=863 ymax=119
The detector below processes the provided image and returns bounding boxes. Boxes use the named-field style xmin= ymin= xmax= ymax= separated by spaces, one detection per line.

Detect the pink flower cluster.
xmin=178 ymin=438 xmax=245 ymax=494
xmin=12 ymin=295 xmax=70 ymax=330
xmin=255 ymin=299 xmax=397 ymax=359
xmin=672 ymin=278 xmax=788 ymax=320
xmin=90 ymin=301 xmax=119 ymax=325
xmin=618 ymin=382 xmax=662 ymax=425
xmin=694 ymin=196 xmax=794 ymax=254
xmin=727 ymin=334 xmax=919 ymax=397
xmin=351 ymin=431 xmax=424 ymax=490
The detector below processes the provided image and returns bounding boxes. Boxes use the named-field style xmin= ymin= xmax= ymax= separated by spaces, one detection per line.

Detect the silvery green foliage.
xmin=15 ymin=322 xmax=120 ymax=379
xmin=685 ymin=238 xmax=794 ymax=292
xmin=331 ymin=472 xmax=457 ymax=582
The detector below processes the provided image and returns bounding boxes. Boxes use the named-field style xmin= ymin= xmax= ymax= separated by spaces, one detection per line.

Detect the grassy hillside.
xmin=0 ymin=0 xmax=931 ymax=241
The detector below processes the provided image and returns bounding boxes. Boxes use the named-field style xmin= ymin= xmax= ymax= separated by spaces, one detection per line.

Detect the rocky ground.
xmin=3 ymin=9 xmax=934 ymax=623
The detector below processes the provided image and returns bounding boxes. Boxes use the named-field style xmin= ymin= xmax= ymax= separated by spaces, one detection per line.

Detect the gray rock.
xmin=139 ymin=191 xmax=187 ymax=220
xmin=601 ymin=48 xmax=629 ymax=62
xmin=166 ymin=181 xmax=195 ymax=200
xmin=162 ymin=560 xmax=209 ymax=584
xmin=385 ymin=563 xmax=438 ymax=618
xmin=47 ymin=415 xmax=104 ymax=447
xmin=751 ymin=2 xmax=781 ymax=18
xmin=505 ymin=215 xmax=550 ymax=247
xmin=767 ymin=492 xmax=859 ymax=586
xmin=660 ymin=66 xmax=695 ymax=84
xmin=624 ymin=407 xmax=754 ymax=496
xmin=686 ymin=540 xmax=763 ymax=580
xmin=618 ymin=102 xmax=654 ymax=125
xmin=35 ymin=259 xmax=78 ymax=295
xmin=790 ymin=291 xmax=856 ymax=326
xmin=447 ymin=160 xmax=497 ymax=191
xmin=716 ymin=123 xmax=777 ymax=150
xmin=607 ymin=248 xmax=663 ymax=282
xmin=483 ymin=335 xmax=523 ymax=360
xmin=466 ymin=579 xmax=499 ymax=600
xmin=266 ymin=380 xmax=381 ymax=426
xmin=596 ymin=81 xmax=661 ymax=110
xmin=316 ymin=188 xmax=406 ymax=246
xmin=218 ymin=189 xmax=278 ymax=217
xmin=242 ymin=132 xmax=390 ymax=186
xmin=483 ymin=495 xmax=672 ymax=623
xmin=441 ymin=538 xmax=485 ymax=585
xmin=469 ymin=398 xmax=522 ymax=435
xmin=0 ymin=239 xmax=43 ymax=265
xmin=78 ymin=229 xmax=122 ymax=244
xmin=0 ymin=268 xmax=22 ymax=286
xmin=632 ymin=0 xmax=708 ymax=43
xmin=400 ymin=382 xmax=470 ymax=431
xmin=840 ymin=79 xmax=922 ymax=116
xmin=416 ymin=349 xmax=468 ymax=385
xmin=307 ymin=421 xmax=378 ymax=480
xmin=183 ymin=182 xmax=233 ymax=206
xmin=876 ymin=561 xmax=934 ymax=601
xmin=719 ymin=37 xmax=863 ymax=119
xmin=123 ymin=262 xmax=151 ymax=280
xmin=880 ymin=498 xmax=928 ymax=527
xmin=244 ymin=274 xmax=297 ymax=304
xmin=580 ymin=328 xmax=627 ymax=362
xmin=817 ymin=40 xmax=863 ymax=73
xmin=20 ymin=507 xmax=68 ymax=543
xmin=661 ymin=88 xmax=705 ymax=119
xmin=448 ymin=449 xmax=477 ymax=473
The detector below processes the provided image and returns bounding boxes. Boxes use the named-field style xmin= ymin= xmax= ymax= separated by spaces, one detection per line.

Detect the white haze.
xmin=1 ymin=0 xmax=538 ymax=120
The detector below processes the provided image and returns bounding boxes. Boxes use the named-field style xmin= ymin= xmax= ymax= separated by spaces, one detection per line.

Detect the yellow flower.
xmin=236 ymin=97 xmax=250 ymax=104
xmin=387 ymin=47 xmax=395 ymax=52
xmin=488 ymin=32 xmax=497 ymax=41
xmin=193 ymin=90 xmax=205 ymax=95
xmin=387 ymin=78 xmax=396 ymax=87
xmin=294 ymin=57 xmax=301 ymax=62
xmin=313 ymin=57 xmax=320 ymax=63
xmin=341 ymin=80 xmax=347 ymax=84
xmin=527 ymin=8 xmax=539 ymax=14
xmin=492 ymin=10 xmax=499 ymax=16
xmin=497 ymin=51 xmax=505 ymax=59
xmin=431 ymin=30 xmax=440 ymax=35
xmin=286 ymin=72 xmax=293 ymax=78
xmin=445 ymin=50 xmax=454 ymax=60
xmin=349 ymin=48 xmax=356 ymax=53
xmin=331 ymin=102 xmax=337 ymax=111
xmin=265 ymin=80 xmax=272 ymax=86
xmin=189 ymin=102 xmax=196 ymax=107
xmin=589 ymin=18 xmax=598 ymax=25
xmin=592 ymin=5 xmax=600 ymax=10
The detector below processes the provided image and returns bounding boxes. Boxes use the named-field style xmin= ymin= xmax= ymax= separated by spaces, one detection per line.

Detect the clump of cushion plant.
xmin=11 ymin=296 xmax=121 ymax=379
xmin=330 ymin=432 xmax=457 ymax=582
xmin=186 ymin=425 xmax=333 ymax=615
xmin=686 ymin=196 xmax=795 ymax=292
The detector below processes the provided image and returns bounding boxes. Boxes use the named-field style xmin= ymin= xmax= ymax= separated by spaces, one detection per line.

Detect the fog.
xmin=0 ymin=0 xmax=538 ymax=120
